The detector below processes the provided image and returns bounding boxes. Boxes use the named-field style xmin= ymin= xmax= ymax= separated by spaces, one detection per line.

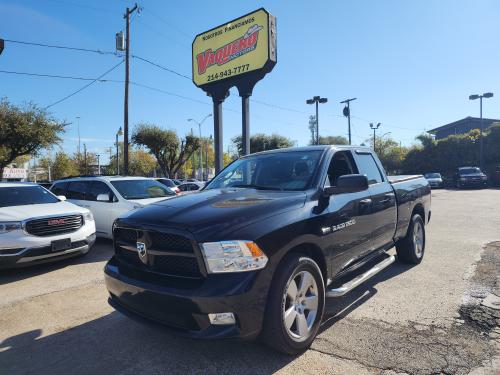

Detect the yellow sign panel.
xmin=192 ymin=8 xmax=276 ymax=87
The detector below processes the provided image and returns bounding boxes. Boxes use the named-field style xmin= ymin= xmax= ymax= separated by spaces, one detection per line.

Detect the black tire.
xmin=261 ymin=254 xmax=325 ymax=355
xmin=396 ymin=214 xmax=425 ymax=264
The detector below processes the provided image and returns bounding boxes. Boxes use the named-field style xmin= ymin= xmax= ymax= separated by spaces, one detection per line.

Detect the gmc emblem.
xmin=48 ymin=218 xmax=66 ymax=225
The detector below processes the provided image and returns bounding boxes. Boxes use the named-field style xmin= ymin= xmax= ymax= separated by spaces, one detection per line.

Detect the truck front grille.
xmin=25 ymin=215 xmax=83 ymax=236
xmin=114 ymin=227 xmax=202 ymax=279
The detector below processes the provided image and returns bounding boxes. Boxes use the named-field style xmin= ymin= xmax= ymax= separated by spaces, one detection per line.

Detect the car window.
xmin=325 ymin=151 xmax=358 ymax=186
xmin=0 ymin=186 xmax=60 ymax=207
xmin=88 ymin=181 xmax=114 ymax=202
xmin=158 ymin=179 xmax=176 ymax=187
xmin=190 ymin=184 xmax=200 ymax=191
xmin=178 ymin=184 xmax=189 ymax=192
xmin=51 ymin=181 xmax=68 ymax=196
xmin=110 ymin=179 xmax=175 ymax=200
xmin=66 ymin=181 xmax=90 ymax=200
xmin=355 ymin=153 xmax=383 ymax=185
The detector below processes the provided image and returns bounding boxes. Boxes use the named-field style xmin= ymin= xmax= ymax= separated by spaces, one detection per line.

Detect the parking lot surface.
xmin=1 ymin=189 xmax=499 ymax=374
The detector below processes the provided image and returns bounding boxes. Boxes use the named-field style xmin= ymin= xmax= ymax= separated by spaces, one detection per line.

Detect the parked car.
xmin=37 ymin=182 xmax=53 ymax=190
xmin=51 ymin=176 xmax=176 ymax=238
xmin=453 ymin=167 xmax=488 ymax=189
xmin=105 ymin=146 xmax=431 ymax=354
xmin=156 ymin=178 xmax=181 ymax=194
xmin=0 ymin=182 xmax=96 ymax=268
xmin=177 ymin=181 xmax=205 ymax=194
xmin=423 ymin=172 xmax=443 ymax=188
xmin=172 ymin=179 xmax=182 ymax=186
xmin=491 ymin=165 xmax=500 ymax=187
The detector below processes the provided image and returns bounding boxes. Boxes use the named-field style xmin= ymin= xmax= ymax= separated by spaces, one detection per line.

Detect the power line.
xmin=132 ymin=55 xmax=191 ymax=80
xmin=45 ymin=60 xmax=124 ymax=109
xmin=4 ymin=39 xmax=119 ymax=56
xmin=141 ymin=8 xmax=192 ymax=39
xmin=0 ymin=69 xmax=123 ymax=82
xmin=250 ymin=99 xmax=310 ymax=114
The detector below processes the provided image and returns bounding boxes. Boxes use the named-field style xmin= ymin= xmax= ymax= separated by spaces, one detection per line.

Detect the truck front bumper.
xmin=104 ymin=256 xmax=270 ymax=340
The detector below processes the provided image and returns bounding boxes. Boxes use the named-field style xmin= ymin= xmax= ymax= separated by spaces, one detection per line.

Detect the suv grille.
xmin=114 ymin=227 xmax=202 ymax=278
xmin=26 ymin=215 xmax=83 ymax=236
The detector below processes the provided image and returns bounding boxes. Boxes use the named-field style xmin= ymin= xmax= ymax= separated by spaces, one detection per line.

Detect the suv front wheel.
xmin=261 ymin=254 xmax=325 ymax=355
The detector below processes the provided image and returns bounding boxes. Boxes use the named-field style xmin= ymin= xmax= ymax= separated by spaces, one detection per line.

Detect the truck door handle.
xmin=379 ymin=193 xmax=395 ymax=204
xmin=359 ymin=198 xmax=372 ymax=206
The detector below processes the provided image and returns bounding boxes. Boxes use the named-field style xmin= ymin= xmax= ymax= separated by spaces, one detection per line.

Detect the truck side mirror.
xmin=324 ymin=174 xmax=369 ymax=196
xmin=96 ymin=193 xmax=112 ymax=202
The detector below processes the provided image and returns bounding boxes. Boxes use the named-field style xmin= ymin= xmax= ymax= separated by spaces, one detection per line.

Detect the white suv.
xmin=50 ymin=176 xmax=176 ymax=238
xmin=0 ymin=183 xmax=96 ymax=268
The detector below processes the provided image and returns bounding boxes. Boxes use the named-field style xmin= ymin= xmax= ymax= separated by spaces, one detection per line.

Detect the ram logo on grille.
xmin=136 ymin=241 xmax=148 ymax=264
xmin=48 ymin=218 xmax=66 ymax=225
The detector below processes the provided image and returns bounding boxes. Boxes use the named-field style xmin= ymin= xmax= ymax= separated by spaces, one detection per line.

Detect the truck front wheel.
xmin=396 ymin=214 xmax=425 ymax=264
xmin=261 ymin=254 xmax=325 ymax=355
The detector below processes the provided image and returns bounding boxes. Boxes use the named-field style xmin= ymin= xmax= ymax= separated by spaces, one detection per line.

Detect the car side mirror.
xmin=96 ymin=193 xmax=111 ymax=202
xmin=324 ymin=174 xmax=369 ymax=196
xmin=57 ymin=195 xmax=67 ymax=201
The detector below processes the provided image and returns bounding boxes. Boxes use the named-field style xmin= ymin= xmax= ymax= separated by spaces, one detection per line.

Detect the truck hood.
xmin=117 ymin=188 xmax=307 ymax=239
xmin=0 ymin=201 xmax=87 ymax=221
xmin=126 ymin=196 xmax=174 ymax=207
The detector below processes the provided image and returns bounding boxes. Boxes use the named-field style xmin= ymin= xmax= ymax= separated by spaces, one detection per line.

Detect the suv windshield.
xmin=110 ymin=179 xmax=175 ymax=200
xmin=459 ymin=168 xmax=481 ymax=175
xmin=206 ymin=150 xmax=323 ymax=191
xmin=0 ymin=185 xmax=60 ymax=208
xmin=424 ymin=173 xmax=441 ymax=179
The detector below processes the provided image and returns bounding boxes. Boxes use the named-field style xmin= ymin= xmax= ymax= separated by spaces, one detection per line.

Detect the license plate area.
xmin=51 ymin=238 xmax=71 ymax=252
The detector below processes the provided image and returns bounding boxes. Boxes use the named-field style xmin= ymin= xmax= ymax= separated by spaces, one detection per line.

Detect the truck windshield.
xmin=206 ymin=150 xmax=323 ymax=191
xmin=459 ymin=168 xmax=481 ymax=175
xmin=110 ymin=179 xmax=175 ymax=200
xmin=0 ymin=185 xmax=59 ymax=207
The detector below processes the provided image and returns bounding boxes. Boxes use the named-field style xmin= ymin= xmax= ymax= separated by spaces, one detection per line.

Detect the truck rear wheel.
xmin=261 ymin=254 xmax=325 ymax=355
xmin=396 ymin=214 xmax=425 ymax=264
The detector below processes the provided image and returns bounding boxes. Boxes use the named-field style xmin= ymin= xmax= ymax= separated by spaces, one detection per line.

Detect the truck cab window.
xmin=355 ymin=153 xmax=384 ymax=184
xmin=326 ymin=151 xmax=358 ymax=186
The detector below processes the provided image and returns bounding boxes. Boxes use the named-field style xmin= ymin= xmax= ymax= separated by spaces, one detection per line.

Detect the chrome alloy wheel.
xmin=282 ymin=270 xmax=319 ymax=342
xmin=413 ymin=220 xmax=424 ymax=258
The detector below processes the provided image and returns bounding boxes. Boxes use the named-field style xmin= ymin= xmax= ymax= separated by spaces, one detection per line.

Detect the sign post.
xmin=192 ymin=8 xmax=277 ymax=172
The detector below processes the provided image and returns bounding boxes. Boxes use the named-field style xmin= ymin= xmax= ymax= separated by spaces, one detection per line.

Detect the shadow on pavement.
xmin=0 ymin=238 xmax=113 ymax=285
xmin=0 ymin=312 xmax=296 ymax=375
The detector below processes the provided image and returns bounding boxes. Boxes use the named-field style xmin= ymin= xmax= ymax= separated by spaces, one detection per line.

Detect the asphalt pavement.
xmin=1 ymin=188 xmax=499 ymax=374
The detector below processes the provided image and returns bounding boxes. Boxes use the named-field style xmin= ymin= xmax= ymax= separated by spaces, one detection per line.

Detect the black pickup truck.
xmin=105 ymin=146 xmax=431 ymax=354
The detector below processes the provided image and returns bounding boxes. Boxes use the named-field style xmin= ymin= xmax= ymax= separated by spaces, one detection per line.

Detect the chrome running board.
xmin=326 ymin=255 xmax=396 ymax=298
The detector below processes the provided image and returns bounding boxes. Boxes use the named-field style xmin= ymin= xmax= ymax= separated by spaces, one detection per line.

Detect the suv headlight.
xmin=0 ymin=221 xmax=22 ymax=234
xmin=200 ymin=241 xmax=268 ymax=273
xmin=481 ymin=175 xmax=488 ymax=180
xmin=83 ymin=211 xmax=94 ymax=222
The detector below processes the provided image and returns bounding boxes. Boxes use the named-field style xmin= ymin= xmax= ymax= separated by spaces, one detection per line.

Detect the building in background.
xmin=428 ymin=116 xmax=500 ymax=140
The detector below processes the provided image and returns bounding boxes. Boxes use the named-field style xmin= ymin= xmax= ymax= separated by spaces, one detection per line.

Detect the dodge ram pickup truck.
xmin=105 ymin=145 xmax=431 ymax=354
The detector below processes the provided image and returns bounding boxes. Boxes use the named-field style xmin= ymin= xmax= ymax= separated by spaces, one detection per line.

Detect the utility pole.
xmin=123 ymin=3 xmax=138 ymax=176
xmin=97 ymin=154 xmax=101 ymax=175
xmin=83 ymin=143 xmax=87 ymax=175
xmin=340 ymin=98 xmax=356 ymax=145
xmin=370 ymin=123 xmax=381 ymax=153
xmin=306 ymin=96 xmax=328 ymax=145
xmin=469 ymin=92 xmax=494 ymax=170
xmin=76 ymin=116 xmax=81 ymax=154
xmin=188 ymin=114 xmax=212 ymax=180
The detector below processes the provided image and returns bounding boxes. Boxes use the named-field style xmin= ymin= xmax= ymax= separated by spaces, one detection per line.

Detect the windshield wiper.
xmin=232 ymin=184 xmax=282 ymax=191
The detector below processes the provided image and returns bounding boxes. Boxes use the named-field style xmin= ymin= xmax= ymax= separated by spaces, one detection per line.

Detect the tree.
xmin=73 ymin=152 xmax=98 ymax=175
xmin=317 ymin=135 xmax=349 ymax=145
xmin=232 ymin=133 xmax=294 ymax=157
xmin=0 ymin=99 xmax=65 ymax=176
xmin=132 ymin=124 xmax=200 ymax=178
xmin=129 ymin=149 xmax=157 ymax=176
xmin=51 ymin=152 xmax=78 ymax=180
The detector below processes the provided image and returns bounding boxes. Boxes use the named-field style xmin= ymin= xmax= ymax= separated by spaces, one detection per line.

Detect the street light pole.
xmin=306 ymin=96 xmax=328 ymax=145
xmin=340 ymin=98 xmax=357 ymax=145
xmin=370 ymin=122 xmax=381 ymax=153
xmin=469 ymin=92 xmax=494 ymax=170
xmin=188 ymin=114 xmax=212 ymax=180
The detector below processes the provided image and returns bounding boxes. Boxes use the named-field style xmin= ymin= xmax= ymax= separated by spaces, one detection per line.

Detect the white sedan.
xmin=0 ymin=183 xmax=96 ymax=268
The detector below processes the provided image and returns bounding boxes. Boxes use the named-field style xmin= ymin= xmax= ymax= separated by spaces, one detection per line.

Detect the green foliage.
xmin=51 ymin=152 xmax=78 ymax=180
xmin=232 ymin=133 xmax=294 ymax=157
xmin=132 ymin=123 xmax=200 ymax=178
xmin=317 ymin=135 xmax=349 ymax=145
xmin=0 ymin=99 xmax=65 ymax=175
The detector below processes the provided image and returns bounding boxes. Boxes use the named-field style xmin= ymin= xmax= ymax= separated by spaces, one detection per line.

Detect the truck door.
xmin=322 ymin=150 xmax=374 ymax=275
xmin=353 ymin=151 xmax=397 ymax=252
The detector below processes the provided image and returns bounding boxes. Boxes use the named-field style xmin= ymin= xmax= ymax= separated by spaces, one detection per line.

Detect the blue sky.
xmin=1 ymin=0 xmax=499 ymax=163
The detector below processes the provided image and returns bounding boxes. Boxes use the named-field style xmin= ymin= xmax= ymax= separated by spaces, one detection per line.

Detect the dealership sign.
xmin=2 ymin=168 xmax=27 ymax=180
xmin=192 ymin=8 xmax=276 ymax=88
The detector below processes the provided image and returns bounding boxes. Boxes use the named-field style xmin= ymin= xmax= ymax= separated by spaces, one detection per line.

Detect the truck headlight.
xmin=200 ymin=241 xmax=268 ymax=273
xmin=0 ymin=221 xmax=22 ymax=234
xmin=481 ymin=175 xmax=487 ymax=180
xmin=83 ymin=212 xmax=94 ymax=222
